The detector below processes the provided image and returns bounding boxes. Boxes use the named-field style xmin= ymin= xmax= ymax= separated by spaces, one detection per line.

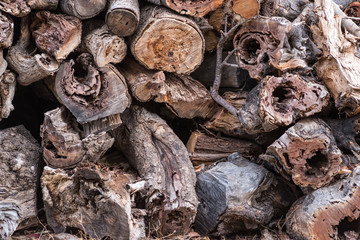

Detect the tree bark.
xmin=0 ymin=70 xmax=16 ymax=121
xmin=27 ymin=0 xmax=58 ymax=10
xmin=0 ymin=12 xmax=13 ymax=49
xmin=260 ymin=0 xmax=308 ymax=21
xmin=129 ymin=5 xmax=205 ymax=75
xmin=0 ymin=126 xmax=41 ymax=239
xmin=60 ymin=0 xmax=106 ymax=19
xmin=106 ymin=0 xmax=140 ymax=37
xmin=113 ymin=105 xmax=198 ymax=236
xmin=0 ymin=0 xmax=30 ymax=17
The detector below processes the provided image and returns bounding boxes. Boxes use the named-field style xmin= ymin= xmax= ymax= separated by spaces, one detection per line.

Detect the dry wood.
xmin=27 ymin=0 xmax=58 ymax=10
xmin=195 ymin=153 xmax=296 ymax=235
xmin=114 ymin=105 xmax=198 ymax=235
xmin=6 ymin=17 xmax=59 ymax=86
xmin=286 ymin=166 xmax=360 ymax=240
xmin=260 ymin=0 xmax=308 ymax=20
xmin=345 ymin=1 xmax=360 ymax=25
xmin=60 ymin=0 xmax=106 ymax=19
xmin=261 ymin=118 xmax=342 ymax=189
xmin=0 ymin=0 xmax=30 ymax=17
xmin=0 ymin=70 xmax=16 ymax=121
xmin=106 ymin=0 xmax=140 ymax=37
xmin=0 ymin=126 xmax=41 ymax=239
xmin=0 ymin=12 xmax=13 ymax=49
xmin=30 ymin=11 xmax=82 ymax=61
xmin=0 ymin=50 xmax=7 ymax=77
xmin=129 ymin=5 xmax=205 ymax=74
xmin=193 ymin=17 xmax=218 ymax=52
xmin=231 ymin=0 xmax=261 ymax=18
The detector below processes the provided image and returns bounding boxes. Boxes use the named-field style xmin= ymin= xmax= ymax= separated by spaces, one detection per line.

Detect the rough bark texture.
xmin=261 ymin=118 xmax=342 ymax=189
xmin=60 ymin=0 xmax=106 ymax=19
xmin=0 ymin=12 xmax=13 ymax=49
xmin=129 ymin=5 xmax=205 ymax=75
xmin=0 ymin=126 xmax=41 ymax=239
xmin=260 ymin=0 xmax=308 ymax=20
xmin=0 ymin=50 xmax=6 ymax=77
xmin=195 ymin=153 xmax=296 ymax=236
xmin=27 ymin=0 xmax=58 ymax=10
xmin=286 ymin=166 xmax=360 ymax=240
xmin=114 ymin=105 xmax=198 ymax=236
xmin=231 ymin=0 xmax=261 ymax=18
xmin=0 ymin=70 xmax=16 ymax=121
xmin=0 ymin=0 xmax=30 ymax=17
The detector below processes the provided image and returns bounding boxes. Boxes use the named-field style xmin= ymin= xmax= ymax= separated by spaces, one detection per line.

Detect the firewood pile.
xmin=2 ymin=0 xmax=360 ymax=239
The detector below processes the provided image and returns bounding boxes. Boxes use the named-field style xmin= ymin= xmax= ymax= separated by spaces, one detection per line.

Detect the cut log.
xmin=0 ymin=126 xmax=41 ymax=239
xmin=0 ymin=50 xmax=7 ymax=77
xmin=41 ymin=163 xmax=146 ymax=240
xmin=260 ymin=0 xmax=308 ymax=21
xmin=114 ymin=105 xmax=198 ymax=235
xmin=40 ymin=107 xmax=114 ymax=169
xmin=129 ymin=5 xmax=205 ymax=74
xmin=261 ymin=118 xmax=342 ymax=189
xmin=0 ymin=70 xmax=16 ymax=121
xmin=195 ymin=153 xmax=296 ymax=235
xmin=0 ymin=12 xmax=14 ymax=49
xmin=286 ymin=166 xmax=360 ymax=240
xmin=0 ymin=0 xmax=30 ymax=17
xmin=54 ymin=53 xmax=131 ymax=124
xmin=193 ymin=17 xmax=218 ymax=52
xmin=106 ymin=0 xmax=140 ymax=37
xmin=30 ymin=11 xmax=82 ymax=61
xmin=147 ymin=0 xmax=223 ymax=17
xmin=6 ymin=17 xmax=59 ymax=86
xmin=27 ymin=0 xmax=58 ymax=10
xmin=60 ymin=0 xmax=106 ymax=19
xmin=231 ymin=0 xmax=261 ymax=19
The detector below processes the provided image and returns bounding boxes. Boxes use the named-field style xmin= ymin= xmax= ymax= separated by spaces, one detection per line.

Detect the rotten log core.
xmin=60 ymin=0 xmax=106 ymax=20
xmin=0 ymin=0 xmax=30 ymax=17
xmin=0 ymin=12 xmax=14 ymax=49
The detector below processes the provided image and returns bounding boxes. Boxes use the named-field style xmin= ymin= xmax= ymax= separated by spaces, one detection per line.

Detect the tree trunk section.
xmin=27 ymin=0 xmax=58 ymax=10
xmin=60 ymin=0 xmax=106 ymax=19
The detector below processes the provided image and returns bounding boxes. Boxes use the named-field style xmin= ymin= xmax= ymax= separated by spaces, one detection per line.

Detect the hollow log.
xmin=0 ymin=126 xmax=41 ymax=239
xmin=261 ymin=118 xmax=342 ymax=189
xmin=231 ymin=0 xmax=261 ymax=19
xmin=195 ymin=153 xmax=296 ymax=236
xmin=0 ymin=12 xmax=13 ymax=49
xmin=147 ymin=0 xmax=223 ymax=17
xmin=106 ymin=0 xmax=140 ymax=37
xmin=286 ymin=166 xmax=360 ymax=240
xmin=41 ymin=163 xmax=146 ymax=240
xmin=129 ymin=5 xmax=205 ymax=75
xmin=0 ymin=0 xmax=30 ymax=17
xmin=6 ymin=17 xmax=59 ymax=86
xmin=27 ymin=0 xmax=58 ymax=10
xmin=60 ymin=0 xmax=106 ymax=19
xmin=54 ymin=53 xmax=131 ymax=124
xmin=114 ymin=105 xmax=198 ymax=235
xmin=260 ymin=0 xmax=308 ymax=21
xmin=30 ymin=11 xmax=82 ymax=61
xmin=0 ymin=70 xmax=16 ymax=121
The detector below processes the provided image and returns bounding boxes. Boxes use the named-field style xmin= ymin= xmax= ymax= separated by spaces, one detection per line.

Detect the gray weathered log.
xmin=0 ymin=70 xmax=16 ymax=121
xmin=60 ymin=0 xmax=106 ymax=19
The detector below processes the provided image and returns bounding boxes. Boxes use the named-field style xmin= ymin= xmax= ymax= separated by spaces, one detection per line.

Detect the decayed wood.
xmin=41 ymin=164 xmax=146 ymax=240
xmin=261 ymin=118 xmax=342 ymax=189
xmin=0 ymin=50 xmax=6 ymax=77
xmin=147 ymin=0 xmax=223 ymax=17
xmin=286 ymin=166 xmax=360 ymax=240
xmin=55 ymin=53 xmax=131 ymax=124
xmin=0 ymin=12 xmax=13 ymax=49
xmin=40 ymin=107 xmax=114 ymax=168
xmin=30 ymin=11 xmax=82 ymax=61
xmin=345 ymin=1 xmax=360 ymax=25
xmin=129 ymin=5 xmax=205 ymax=75
xmin=195 ymin=153 xmax=296 ymax=235
xmin=260 ymin=0 xmax=308 ymax=21
xmin=0 ymin=70 xmax=16 ymax=121
xmin=186 ymin=131 xmax=264 ymax=165
xmin=114 ymin=106 xmax=198 ymax=235
xmin=0 ymin=126 xmax=41 ymax=239
xmin=6 ymin=17 xmax=59 ymax=86
xmin=231 ymin=0 xmax=261 ymax=19
xmin=27 ymin=0 xmax=58 ymax=10
xmin=106 ymin=0 xmax=140 ymax=37
xmin=193 ymin=17 xmax=218 ymax=52
xmin=60 ymin=0 xmax=106 ymax=19
xmin=0 ymin=0 xmax=30 ymax=17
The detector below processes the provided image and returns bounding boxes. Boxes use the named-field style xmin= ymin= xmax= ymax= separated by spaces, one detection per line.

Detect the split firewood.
xmin=261 ymin=118 xmax=342 ymax=189
xmin=106 ymin=0 xmax=140 ymax=37
xmin=231 ymin=0 xmax=261 ymax=18
xmin=286 ymin=166 xmax=360 ymax=240
xmin=30 ymin=11 xmax=82 ymax=61
xmin=60 ymin=0 xmax=106 ymax=19
xmin=114 ymin=105 xmax=198 ymax=235
xmin=0 ymin=12 xmax=13 ymax=49
xmin=6 ymin=17 xmax=59 ymax=86
xmin=27 ymin=0 xmax=58 ymax=10
xmin=40 ymin=107 xmax=114 ymax=169
xmin=147 ymin=0 xmax=223 ymax=17
xmin=260 ymin=0 xmax=308 ymax=21
xmin=41 ymin=163 xmax=146 ymax=240
xmin=129 ymin=5 xmax=205 ymax=74
xmin=0 ymin=126 xmax=41 ymax=239
xmin=0 ymin=70 xmax=16 ymax=121
xmin=54 ymin=53 xmax=131 ymax=124
xmin=195 ymin=153 xmax=296 ymax=235
xmin=0 ymin=0 xmax=30 ymax=17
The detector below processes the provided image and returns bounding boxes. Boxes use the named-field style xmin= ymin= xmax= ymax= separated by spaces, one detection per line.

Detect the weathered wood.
xmin=60 ymin=0 xmax=106 ymax=19
xmin=261 ymin=118 xmax=342 ymax=189
xmin=30 ymin=11 xmax=82 ymax=61
xmin=129 ymin=5 xmax=205 ymax=74
xmin=0 ymin=0 xmax=30 ymax=17
xmin=106 ymin=0 xmax=140 ymax=37
xmin=54 ymin=53 xmax=131 ymax=124
xmin=195 ymin=153 xmax=296 ymax=235
xmin=0 ymin=126 xmax=41 ymax=239
xmin=260 ymin=0 xmax=308 ymax=20
xmin=147 ymin=0 xmax=223 ymax=17
xmin=6 ymin=17 xmax=59 ymax=86
xmin=114 ymin=105 xmax=198 ymax=235
xmin=0 ymin=70 xmax=16 ymax=121
xmin=193 ymin=17 xmax=218 ymax=52
xmin=345 ymin=1 xmax=360 ymax=25
xmin=286 ymin=166 xmax=360 ymax=240
xmin=0 ymin=12 xmax=13 ymax=49
xmin=231 ymin=0 xmax=261 ymax=18
xmin=0 ymin=50 xmax=7 ymax=77
xmin=27 ymin=0 xmax=58 ymax=10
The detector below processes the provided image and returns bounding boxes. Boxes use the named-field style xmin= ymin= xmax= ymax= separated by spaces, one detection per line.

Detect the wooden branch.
xmin=27 ymin=0 xmax=58 ymax=10
xmin=30 ymin=11 xmax=82 ymax=61
xmin=6 ymin=17 xmax=59 ymax=86
xmin=286 ymin=166 xmax=360 ymax=240
xmin=260 ymin=0 xmax=308 ymax=21
xmin=114 ymin=106 xmax=198 ymax=235
xmin=0 ymin=12 xmax=14 ymax=48
xmin=54 ymin=53 xmax=131 ymax=124
xmin=106 ymin=0 xmax=140 ymax=37
xmin=261 ymin=118 xmax=342 ymax=189
xmin=0 ymin=70 xmax=16 ymax=120
xmin=0 ymin=0 xmax=30 ymax=17
xmin=129 ymin=5 xmax=205 ymax=74
xmin=146 ymin=0 xmax=223 ymax=17
xmin=0 ymin=126 xmax=41 ymax=239
xmin=60 ymin=0 xmax=106 ymax=19
xmin=231 ymin=0 xmax=261 ymax=19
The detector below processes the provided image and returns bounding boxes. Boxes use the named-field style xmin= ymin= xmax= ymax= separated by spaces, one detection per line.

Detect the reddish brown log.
xmin=0 ymin=0 xmax=30 ymax=17
xmin=345 ymin=1 xmax=360 ymax=25
xmin=260 ymin=0 xmax=308 ymax=20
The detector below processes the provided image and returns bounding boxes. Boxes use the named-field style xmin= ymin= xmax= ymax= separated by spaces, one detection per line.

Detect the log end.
xmin=106 ymin=9 xmax=139 ymax=37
